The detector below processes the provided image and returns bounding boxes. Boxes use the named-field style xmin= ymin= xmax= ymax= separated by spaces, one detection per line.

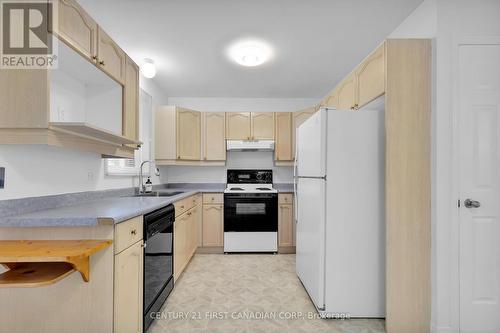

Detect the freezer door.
xmin=296 ymin=177 xmax=326 ymax=310
xmin=296 ymin=109 xmax=327 ymax=177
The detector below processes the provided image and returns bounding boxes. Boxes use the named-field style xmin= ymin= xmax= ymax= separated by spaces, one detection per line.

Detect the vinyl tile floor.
xmin=148 ymin=254 xmax=385 ymax=333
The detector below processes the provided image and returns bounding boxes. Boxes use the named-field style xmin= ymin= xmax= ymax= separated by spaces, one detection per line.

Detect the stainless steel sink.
xmin=132 ymin=191 xmax=184 ymax=197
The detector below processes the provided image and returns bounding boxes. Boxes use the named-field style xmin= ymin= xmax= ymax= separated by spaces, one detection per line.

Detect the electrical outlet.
xmin=58 ymin=107 xmax=65 ymax=121
xmin=0 ymin=167 xmax=4 ymax=189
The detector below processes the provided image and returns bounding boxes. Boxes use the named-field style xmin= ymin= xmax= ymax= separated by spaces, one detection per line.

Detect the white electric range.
xmin=223 ymin=170 xmax=278 ymax=253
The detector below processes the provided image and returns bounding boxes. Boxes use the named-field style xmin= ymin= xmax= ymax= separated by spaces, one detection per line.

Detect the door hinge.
xmin=458 ymin=199 xmax=461 ymax=208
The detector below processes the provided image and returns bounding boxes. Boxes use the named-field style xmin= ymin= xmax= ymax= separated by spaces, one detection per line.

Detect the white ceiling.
xmin=79 ymin=0 xmax=422 ymax=98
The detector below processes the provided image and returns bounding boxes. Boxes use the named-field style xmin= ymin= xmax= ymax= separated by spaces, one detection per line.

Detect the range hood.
xmin=226 ymin=140 xmax=275 ymax=151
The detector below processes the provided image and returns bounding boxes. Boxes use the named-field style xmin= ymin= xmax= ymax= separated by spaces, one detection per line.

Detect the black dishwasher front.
xmin=143 ymin=204 xmax=175 ymax=332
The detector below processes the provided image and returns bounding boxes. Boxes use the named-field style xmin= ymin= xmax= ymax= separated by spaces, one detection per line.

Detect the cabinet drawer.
xmin=115 ymin=215 xmax=143 ymax=254
xmin=203 ymin=193 xmax=223 ymax=204
xmin=279 ymin=194 xmax=293 ymax=205
xmin=174 ymin=195 xmax=196 ymax=217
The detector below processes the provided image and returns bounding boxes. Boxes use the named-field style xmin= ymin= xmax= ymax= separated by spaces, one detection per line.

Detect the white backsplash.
xmin=160 ymin=151 xmax=293 ymax=184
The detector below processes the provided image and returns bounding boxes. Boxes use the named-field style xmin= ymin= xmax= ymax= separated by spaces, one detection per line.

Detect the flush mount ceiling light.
xmin=141 ymin=58 xmax=156 ymax=78
xmin=228 ymin=40 xmax=273 ymax=67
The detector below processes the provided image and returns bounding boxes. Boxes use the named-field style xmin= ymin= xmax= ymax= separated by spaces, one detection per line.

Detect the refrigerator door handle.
xmin=294 ymin=138 xmax=299 ymax=224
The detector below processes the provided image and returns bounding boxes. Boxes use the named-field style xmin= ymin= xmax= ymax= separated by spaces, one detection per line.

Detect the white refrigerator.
xmin=294 ymin=107 xmax=385 ymax=318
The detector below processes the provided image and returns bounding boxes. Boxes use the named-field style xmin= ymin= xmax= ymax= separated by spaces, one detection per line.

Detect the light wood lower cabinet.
xmin=173 ymin=196 xmax=200 ymax=281
xmin=202 ymin=204 xmax=224 ymax=247
xmin=114 ymin=239 xmax=143 ymax=333
xmin=278 ymin=194 xmax=295 ymax=252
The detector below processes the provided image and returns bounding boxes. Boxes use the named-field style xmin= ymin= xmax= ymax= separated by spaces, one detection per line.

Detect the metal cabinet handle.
xmin=92 ymin=55 xmax=98 ymax=62
xmin=464 ymin=199 xmax=481 ymax=208
xmin=131 ymin=229 xmax=137 ymax=235
xmin=99 ymin=60 xmax=105 ymax=66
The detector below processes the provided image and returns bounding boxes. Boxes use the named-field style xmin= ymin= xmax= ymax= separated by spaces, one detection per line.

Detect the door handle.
xmin=464 ymin=199 xmax=481 ymax=208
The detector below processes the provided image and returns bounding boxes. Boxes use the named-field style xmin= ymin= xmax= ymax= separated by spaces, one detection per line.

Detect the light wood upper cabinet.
xmin=176 ymin=108 xmax=201 ymax=160
xmin=226 ymin=112 xmax=251 ymax=140
xmin=203 ymin=112 xmax=226 ymax=161
xmin=251 ymin=112 xmax=275 ymax=140
xmin=275 ymin=112 xmax=292 ymax=161
xmin=337 ymin=72 xmax=357 ymax=110
xmin=56 ymin=0 xmax=97 ymax=61
xmin=123 ymin=57 xmax=139 ymax=141
xmin=97 ymin=27 xmax=126 ymax=84
xmin=355 ymin=43 xmax=385 ymax=108
xmin=323 ymin=93 xmax=339 ymax=109
xmin=114 ymin=240 xmax=143 ymax=333
xmin=202 ymin=204 xmax=223 ymax=247
xmin=292 ymin=108 xmax=316 ymax=159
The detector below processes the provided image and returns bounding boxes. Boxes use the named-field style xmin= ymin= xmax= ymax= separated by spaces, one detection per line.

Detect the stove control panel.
xmin=227 ymin=169 xmax=272 ymax=184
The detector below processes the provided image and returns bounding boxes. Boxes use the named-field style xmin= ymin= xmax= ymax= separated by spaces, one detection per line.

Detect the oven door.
xmin=224 ymin=193 xmax=278 ymax=232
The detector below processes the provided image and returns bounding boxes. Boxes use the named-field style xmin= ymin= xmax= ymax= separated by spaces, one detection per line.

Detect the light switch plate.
xmin=0 ymin=167 xmax=4 ymax=189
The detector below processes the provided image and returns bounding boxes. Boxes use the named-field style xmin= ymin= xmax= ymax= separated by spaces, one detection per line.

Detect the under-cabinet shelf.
xmin=0 ymin=240 xmax=112 ymax=287
xmin=50 ymin=122 xmax=141 ymax=146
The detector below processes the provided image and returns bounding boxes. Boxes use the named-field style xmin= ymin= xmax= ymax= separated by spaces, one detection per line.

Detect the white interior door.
xmin=295 ymin=177 xmax=326 ymax=310
xmin=458 ymin=42 xmax=500 ymax=333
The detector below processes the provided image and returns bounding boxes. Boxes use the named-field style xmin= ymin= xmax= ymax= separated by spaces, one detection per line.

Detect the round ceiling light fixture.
xmin=228 ymin=40 xmax=273 ymax=67
xmin=141 ymin=58 xmax=156 ymax=78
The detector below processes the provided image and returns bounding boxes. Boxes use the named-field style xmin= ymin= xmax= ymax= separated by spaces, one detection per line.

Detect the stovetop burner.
xmin=256 ymin=187 xmax=271 ymax=191
xmin=230 ymin=187 xmax=244 ymax=191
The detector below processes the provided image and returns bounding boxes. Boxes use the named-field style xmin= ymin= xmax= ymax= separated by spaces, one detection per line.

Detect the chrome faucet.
xmin=139 ymin=160 xmax=152 ymax=193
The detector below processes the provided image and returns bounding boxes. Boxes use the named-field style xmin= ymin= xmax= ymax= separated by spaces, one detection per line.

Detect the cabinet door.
xmin=337 ymin=73 xmax=356 ymax=110
xmin=174 ymin=212 xmax=189 ymax=281
xmin=114 ymin=241 xmax=143 ymax=333
xmin=203 ymin=112 xmax=226 ymax=161
xmin=202 ymin=204 xmax=223 ymax=247
xmin=275 ymin=112 xmax=292 ymax=161
xmin=292 ymin=108 xmax=316 ymax=159
xmin=187 ymin=208 xmax=197 ymax=259
xmin=97 ymin=27 xmax=126 ymax=84
xmin=123 ymin=57 xmax=139 ymax=141
xmin=278 ymin=204 xmax=294 ymax=247
xmin=176 ymin=108 xmax=201 ymax=160
xmin=226 ymin=113 xmax=251 ymax=140
xmin=251 ymin=112 xmax=275 ymax=140
xmin=57 ymin=0 xmax=97 ymax=61
xmin=355 ymin=43 xmax=385 ymax=108
xmin=323 ymin=92 xmax=339 ymax=109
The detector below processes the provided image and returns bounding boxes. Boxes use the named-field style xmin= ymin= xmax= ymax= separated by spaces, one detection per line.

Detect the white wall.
xmin=162 ymin=151 xmax=293 ymax=184
xmin=160 ymin=97 xmax=318 ymax=184
xmin=0 ymin=76 xmax=168 ymax=200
